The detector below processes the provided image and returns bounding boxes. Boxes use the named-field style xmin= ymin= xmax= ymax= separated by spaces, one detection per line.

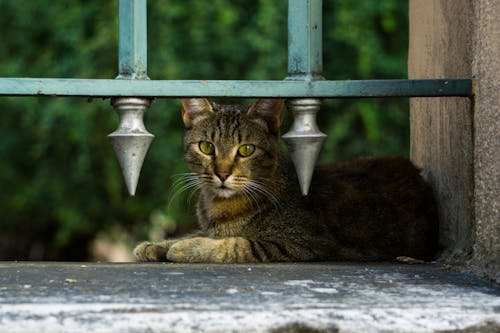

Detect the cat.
xmin=134 ymin=98 xmax=439 ymax=263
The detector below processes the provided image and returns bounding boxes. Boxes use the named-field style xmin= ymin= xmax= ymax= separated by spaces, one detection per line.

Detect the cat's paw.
xmin=166 ymin=237 xmax=216 ymax=263
xmin=133 ymin=240 xmax=176 ymax=262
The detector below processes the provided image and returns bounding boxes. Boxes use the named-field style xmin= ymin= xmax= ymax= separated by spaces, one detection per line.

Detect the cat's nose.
xmin=217 ymin=172 xmax=230 ymax=182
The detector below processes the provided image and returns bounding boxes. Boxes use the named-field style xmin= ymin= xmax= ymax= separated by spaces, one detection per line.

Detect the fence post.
xmin=109 ymin=0 xmax=154 ymax=196
xmin=282 ymin=0 xmax=326 ymax=195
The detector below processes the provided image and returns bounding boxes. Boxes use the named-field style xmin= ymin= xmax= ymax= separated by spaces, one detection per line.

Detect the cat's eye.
xmin=199 ymin=141 xmax=215 ymax=155
xmin=238 ymin=144 xmax=255 ymax=157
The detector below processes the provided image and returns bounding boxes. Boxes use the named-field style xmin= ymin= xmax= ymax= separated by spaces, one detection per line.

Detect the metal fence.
xmin=0 ymin=0 xmax=472 ymax=195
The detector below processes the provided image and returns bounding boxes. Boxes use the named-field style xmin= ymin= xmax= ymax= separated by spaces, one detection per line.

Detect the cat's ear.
xmin=181 ymin=98 xmax=214 ymax=128
xmin=247 ymin=99 xmax=283 ymax=134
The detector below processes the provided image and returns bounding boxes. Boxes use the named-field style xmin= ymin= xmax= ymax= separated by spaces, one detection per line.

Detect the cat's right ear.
xmin=181 ymin=98 xmax=214 ymax=128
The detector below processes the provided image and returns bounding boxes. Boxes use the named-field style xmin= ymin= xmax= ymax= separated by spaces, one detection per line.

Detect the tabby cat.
xmin=134 ymin=98 xmax=439 ymax=263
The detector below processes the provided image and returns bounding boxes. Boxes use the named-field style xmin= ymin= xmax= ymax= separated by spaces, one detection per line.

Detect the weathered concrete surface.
xmin=409 ymin=0 xmax=500 ymax=282
xmin=470 ymin=0 xmax=500 ymax=284
xmin=408 ymin=0 xmax=474 ymax=261
xmin=0 ymin=262 xmax=499 ymax=332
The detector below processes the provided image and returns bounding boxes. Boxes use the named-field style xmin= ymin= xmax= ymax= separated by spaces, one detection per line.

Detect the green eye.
xmin=238 ymin=144 xmax=255 ymax=157
xmin=199 ymin=141 xmax=215 ymax=155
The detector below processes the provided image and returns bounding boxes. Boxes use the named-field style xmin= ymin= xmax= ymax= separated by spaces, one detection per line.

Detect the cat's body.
xmin=134 ymin=99 xmax=439 ymax=263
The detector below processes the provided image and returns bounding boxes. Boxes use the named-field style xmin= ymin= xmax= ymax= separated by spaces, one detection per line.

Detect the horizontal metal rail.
xmin=0 ymin=78 xmax=472 ymax=98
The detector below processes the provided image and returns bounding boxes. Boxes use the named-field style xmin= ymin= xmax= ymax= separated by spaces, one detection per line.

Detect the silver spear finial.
xmin=282 ymin=99 xmax=326 ymax=196
xmin=108 ymin=97 xmax=154 ymax=196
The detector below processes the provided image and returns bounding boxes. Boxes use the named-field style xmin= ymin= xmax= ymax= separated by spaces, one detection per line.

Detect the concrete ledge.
xmin=0 ymin=262 xmax=499 ymax=332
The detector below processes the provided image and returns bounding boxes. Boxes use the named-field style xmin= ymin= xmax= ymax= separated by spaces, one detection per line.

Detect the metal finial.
xmin=282 ymin=98 xmax=326 ymax=196
xmin=108 ymin=97 xmax=154 ymax=196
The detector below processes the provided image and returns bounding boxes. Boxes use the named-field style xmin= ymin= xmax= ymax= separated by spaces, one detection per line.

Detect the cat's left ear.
xmin=247 ymin=99 xmax=283 ymax=134
xmin=181 ymin=98 xmax=214 ymax=128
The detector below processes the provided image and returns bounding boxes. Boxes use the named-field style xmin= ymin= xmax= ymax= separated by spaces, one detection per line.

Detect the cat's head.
xmin=181 ymin=98 xmax=283 ymax=199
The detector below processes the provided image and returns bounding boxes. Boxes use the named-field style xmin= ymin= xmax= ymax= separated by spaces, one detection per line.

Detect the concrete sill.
xmin=0 ymin=262 xmax=499 ymax=333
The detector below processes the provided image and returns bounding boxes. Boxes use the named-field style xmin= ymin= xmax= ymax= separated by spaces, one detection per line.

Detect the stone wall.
xmin=409 ymin=0 xmax=499 ymax=282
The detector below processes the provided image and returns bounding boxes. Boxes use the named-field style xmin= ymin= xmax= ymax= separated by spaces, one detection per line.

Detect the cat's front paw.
xmin=166 ymin=237 xmax=216 ymax=263
xmin=133 ymin=240 xmax=176 ymax=262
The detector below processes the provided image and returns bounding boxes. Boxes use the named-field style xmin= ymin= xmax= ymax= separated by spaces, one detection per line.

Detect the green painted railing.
xmin=0 ymin=0 xmax=472 ymax=99
xmin=0 ymin=78 xmax=472 ymax=98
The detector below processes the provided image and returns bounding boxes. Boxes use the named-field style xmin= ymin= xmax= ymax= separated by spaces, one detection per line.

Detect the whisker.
xmin=245 ymin=179 xmax=281 ymax=211
xmin=170 ymin=173 xmax=198 ymax=190
xmin=168 ymin=173 xmax=202 ymax=208
xmin=256 ymin=176 xmax=285 ymax=188
xmin=240 ymin=185 xmax=262 ymax=212
xmin=186 ymin=183 xmax=202 ymax=207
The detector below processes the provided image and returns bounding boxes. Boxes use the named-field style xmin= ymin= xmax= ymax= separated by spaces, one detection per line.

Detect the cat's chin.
xmin=214 ymin=188 xmax=238 ymax=199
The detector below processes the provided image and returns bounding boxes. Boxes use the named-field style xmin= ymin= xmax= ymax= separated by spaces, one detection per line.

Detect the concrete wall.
xmin=409 ymin=0 xmax=499 ymax=282
xmin=470 ymin=0 xmax=500 ymax=283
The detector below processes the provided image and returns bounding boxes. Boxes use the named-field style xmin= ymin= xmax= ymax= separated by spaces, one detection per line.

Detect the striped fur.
xmin=134 ymin=99 xmax=439 ymax=263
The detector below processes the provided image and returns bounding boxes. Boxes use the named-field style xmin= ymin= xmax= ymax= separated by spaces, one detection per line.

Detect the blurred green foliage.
xmin=0 ymin=0 xmax=408 ymax=260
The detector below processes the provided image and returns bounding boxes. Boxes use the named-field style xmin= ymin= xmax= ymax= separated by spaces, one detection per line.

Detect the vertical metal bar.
xmin=283 ymin=0 xmax=326 ymax=196
xmin=286 ymin=0 xmax=323 ymax=81
xmin=118 ymin=0 xmax=148 ymax=79
xmin=110 ymin=0 xmax=153 ymax=196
